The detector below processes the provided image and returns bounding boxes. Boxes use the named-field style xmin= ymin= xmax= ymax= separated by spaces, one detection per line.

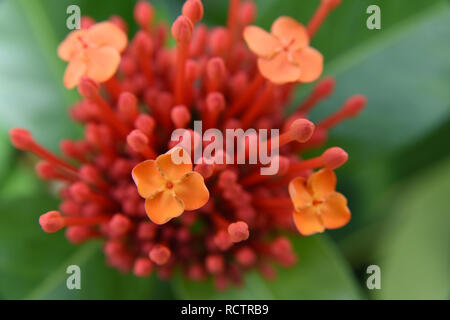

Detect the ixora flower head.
xmin=58 ymin=22 xmax=127 ymax=88
xmin=132 ymin=147 xmax=209 ymax=224
xmin=9 ymin=0 xmax=367 ymax=289
xmin=243 ymin=17 xmax=323 ymax=84
xmin=289 ymin=168 xmax=350 ymax=236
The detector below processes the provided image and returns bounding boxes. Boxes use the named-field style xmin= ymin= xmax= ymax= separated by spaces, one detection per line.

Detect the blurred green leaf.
xmin=0 ymin=194 xmax=173 ymax=299
xmin=173 ymin=235 xmax=362 ymax=299
xmin=0 ymin=131 xmax=14 ymax=183
xmin=0 ymin=0 xmax=79 ymax=150
xmin=26 ymin=244 xmax=174 ymax=300
xmin=0 ymin=195 xmax=76 ymax=299
xmin=308 ymin=2 xmax=450 ymax=155
xmin=372 ymin=158 xmax=450 ymax=299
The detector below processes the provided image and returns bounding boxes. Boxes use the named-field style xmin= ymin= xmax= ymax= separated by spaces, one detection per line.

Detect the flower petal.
xmin=131 ymin=160 xmax=165 ymax=198
xmin=85 ymin=47 xmax=121 ymax=83
xmin=157 ymin=148 xmax=193 ymax=181
xmin=293 ymin=206 xmax=325 ymax=236
xmin=57 ymin=30 xmax=86 ymax=61
xmin=243 ymin=26 xmax=280 ymax=58
xmin=319 ymin=192 xmax=351 ymax=229
xmin=288 ymin=177 xmax=313 ymax=210
xmin=293 ymin=47 xmax=323 ymax=83
xmin=174 ymin=172 xmax=209 ymax=211
xmin=307 ymin=168 xmax=336 ymax=202
xmin=145 ymin=190 xmax=184 ymax=224
xmin=63 ymin=54 xmax=87 ymax=89
xmin=85 ymin=22 xmax=127 ymax=52
xmin=271 ymin=16 xmax=309 ymax=51
xmin=257 ymin=52 xmax=301 ymax=85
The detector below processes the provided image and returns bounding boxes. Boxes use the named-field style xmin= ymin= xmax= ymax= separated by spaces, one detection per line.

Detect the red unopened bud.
xmin=210 ymin=27 xmax=230 ymax=56
xmin=321 ymin=147 xmax=348 ymax=170
xmin=205 ymin=254 xmax=225 ymax=274
xmin=9 ymin=128 xmax=34 ymax=150
xmin=324 ymin=0 xmax=342 ymax=10
xmin=206 ymin=92 xmax=226 ymax=113
xmin=213 ymin=230 xmax=233 ymax=251
xmin=78 ymin=77 xmax=99 ymax=99
xmin=118 ymin=92 xmax=138 ymax=120
xmin=314 ymin=76 xmax=335 ymax=98
xmin=207 ymin=57 xmax=226 ymax=83
xmin=127 ymin=130 xmax=149 ymax=152
xmin=109 ymin=213 xmax=132 ymax=237
xmin=218 ymin=170 xmax=238 ymax=189
xmin=81 ymin=16 xmax=95 ymax=29
xmin=343 ymin=94 xmax=366 ymax=117
xmin=194 ymin=162 xmax=214 ymax=179
xmin=240 ymin=1 xmax=257 ymax=25
xmin=187 ymin=263 xmax=206 ymax=281
xmin=137 ymin=222 xmax=156 ymax=240
xmin=278 ymin=156 xmax=291 ymax=176
xmin=259 ymin=263 xmax=277 ymax=280
xmin=214 ymin=274 xmax=229 ymax=291
xmin=149 ymin=244 xmax=171 ymax=265
xmin=65 ymin=226 xmax=94 ymax=244
xmin=171 ymin=15 xmax=193 ymax=43
xmin=109 ymin=15 xmax=127 ymax=33
xmin=35 ymin=161 xmax=56 ymax=180
xmin=185 ymin=59 xmax=200 ymax=81
xmin=39 ymin=211 xmax=64 ymax=233
xmin=133 ymin=257 xmax=154 ymax=277
xmin=135 ymin=30 xmax=154 ymax=55
xmin=228 ymin=221 xmax=249 ymax=243
xmin=59 ymin=201 xmax=81 ymax=216
xmin=134 ymin=114 xmax=155 ymax=136
xmin=289 ymin=119 xmax=315 ymax=143
xmin=69 ymin=182 xmax=91 ymax=202
xmin=79 ymin=164 xmax=101 ymax=185
xmin=235 ymin=247 xmax=256 ymax=267
xmin=182 ymin=0 xmax=204 ymax=24
xmin=134 ymin=0 xmax=154 ymax=30
xmin=104 ymin=240 xmax=126 ymax=257
xmin=171 ymin=105 xmax=191 ymax=128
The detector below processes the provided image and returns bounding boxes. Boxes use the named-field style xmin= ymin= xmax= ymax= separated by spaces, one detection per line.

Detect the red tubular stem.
xmin=175 ymin=43 xmax=189 ymax=105
xmin=307 ymin=0 xmax=340 ymax=39
xmin=91 ymin=94 xmax=130 ymax=139
xmin=287 ymin=156 xmax=323 ymax=174
xmin=64 ymin=215 xmax=110 ymax=227
xmin=31 ymin=143 xmax=78 ymax=172
xmin=240 ymin=82 xmax=274 ymax=128
xmin=252 ymin=196 xmax=293 ymax=208
xmin=226 ymin=73 xmax=265 ymax=119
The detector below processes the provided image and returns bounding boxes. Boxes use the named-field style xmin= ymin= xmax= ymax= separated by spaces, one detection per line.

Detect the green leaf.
xmin=0 ymin=0 xmax=79 ymax=150
xmin=371 ymin=158 xmax=450 ymax=300
xmin=0 ymin=130 xmax=14 ymax=184
xmin=0 ymin=194 xmax=173 ymax=299
xmin=308 ymin=2 xmax=450 ymax=155
xmin=173 ymin=235 xmax=363 ymax=299
xmin=0 ymin=195 xmax=76 ymax=299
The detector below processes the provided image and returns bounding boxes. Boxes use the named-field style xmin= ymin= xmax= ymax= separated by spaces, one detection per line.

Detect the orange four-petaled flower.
xmin=288 ymin=168 xmax=350 ymax=236
xmin=132 ymin=148 xmax=210 ymax=225
xmin=243 ymin=16 xmax=323 ymax=84
xmin=58 ymin=22 xmax=127 ymax=89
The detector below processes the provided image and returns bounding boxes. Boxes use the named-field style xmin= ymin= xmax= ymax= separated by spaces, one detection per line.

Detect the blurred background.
xmin=0 ymin=0 xmax=448 ymax=299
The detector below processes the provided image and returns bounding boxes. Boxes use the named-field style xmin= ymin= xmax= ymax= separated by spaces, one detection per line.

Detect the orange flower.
xmin=243 ymin=16 xmax=323 ymax=84
xmin=132 ymin=148 xmax=210 ymax=224
xmin=288 ymin=169 xmax=350 ymax=236
xmin=58 ymin=22 xmax=127 ymax=89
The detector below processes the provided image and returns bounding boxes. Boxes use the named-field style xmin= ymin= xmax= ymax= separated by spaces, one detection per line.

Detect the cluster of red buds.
xmin=9 ymin=0 xmax=366 ymax=290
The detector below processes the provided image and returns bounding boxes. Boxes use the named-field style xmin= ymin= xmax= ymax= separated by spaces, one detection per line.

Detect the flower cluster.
xmin=9 ymin=0 xmax=366 ymax=289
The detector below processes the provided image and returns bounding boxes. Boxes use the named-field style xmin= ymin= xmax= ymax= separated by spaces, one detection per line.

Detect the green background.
xmin=0 ymin=0 xmax=449 ymax=299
